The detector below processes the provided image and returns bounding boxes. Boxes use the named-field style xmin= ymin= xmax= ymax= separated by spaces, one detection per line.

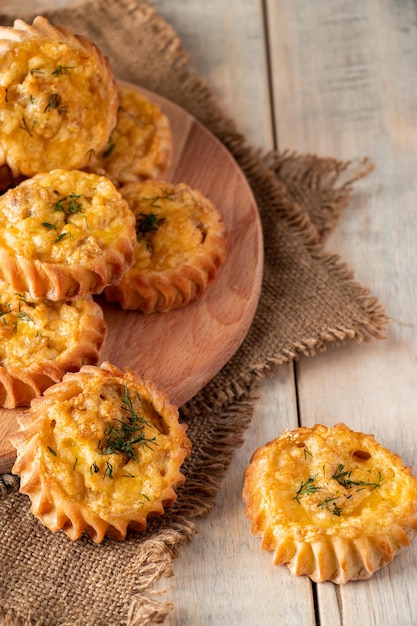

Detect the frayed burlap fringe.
xmin=0 ymin=1 xmax=388 ymax=625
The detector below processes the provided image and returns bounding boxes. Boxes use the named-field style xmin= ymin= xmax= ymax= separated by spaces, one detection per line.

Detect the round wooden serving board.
xmin=0 ymin=82 xmax=263 ymax=474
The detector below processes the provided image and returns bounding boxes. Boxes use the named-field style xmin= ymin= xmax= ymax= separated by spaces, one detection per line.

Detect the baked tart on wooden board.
xmin=0 ymin=16 xmax=118 ymax=178
xmin=0 ymin=282 xmax=106 ymax=408
xmin=0 ymin=169 xmax=136 ymax=300
xmin=10 ymin=361 xmax=191 ymax=543
xmin=243 ymin=423 xmax=417 ymax=583
xmin=104 ymin=179 xmax=228 ymax=313
xmin=85 ymin=82 xmax=172 ymax=186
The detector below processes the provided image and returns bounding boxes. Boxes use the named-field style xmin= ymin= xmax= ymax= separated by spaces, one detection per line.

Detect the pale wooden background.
xmin=4 ymin=1 xmax=417 ymax=625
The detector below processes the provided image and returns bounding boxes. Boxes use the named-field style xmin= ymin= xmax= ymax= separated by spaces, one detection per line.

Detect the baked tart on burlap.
xmin=0 ymin=169 xmax=136 ymax=300
xmin=0 ymin=282 xmax=106 ymax=408
xmin=243 ymin=423 xmax=417 ymax=583
xmin=85 ymin=82 xmax=172 ymax=186
xmin=104 ymin=179 xmax=228 ymax=312
xmin=10 ymin=361 xmax=191 ymax=542
xmin=0 ymin=16 xmax=118 ymax=178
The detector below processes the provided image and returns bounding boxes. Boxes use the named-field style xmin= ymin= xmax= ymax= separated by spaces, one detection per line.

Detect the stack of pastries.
xmin=0 ymin=16 xmax=230 ymax=539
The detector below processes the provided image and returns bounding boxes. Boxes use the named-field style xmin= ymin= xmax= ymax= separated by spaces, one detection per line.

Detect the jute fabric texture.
xmin=0 ymin=1 xmax=387 ymax=624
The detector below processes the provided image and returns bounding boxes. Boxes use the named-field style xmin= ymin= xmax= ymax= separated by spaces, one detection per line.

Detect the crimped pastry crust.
xmin=104 ymin=179 xmax=228 ymax=312
xmin=0 ymin=169 xmax=136 ymax=300
xmin=85 ymin=82 xmax=172 ymax=186
xmin=11 ymin=361 xmax=192 ymax=542
xmin=243 ymin=423 xmax=417 ymax=583
xmin=0 ymin=282 xmax=106 ymax=408
xmin=0 ymin=16 xmax=118 ymax=178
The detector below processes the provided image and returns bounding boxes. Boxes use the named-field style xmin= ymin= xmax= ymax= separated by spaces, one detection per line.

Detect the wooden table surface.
xmin=4 ymin=1 xmax=417 ymax=625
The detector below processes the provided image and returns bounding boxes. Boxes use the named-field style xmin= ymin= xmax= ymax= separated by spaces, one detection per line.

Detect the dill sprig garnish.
xmin=55 ymin=231 xmax=74 ymax=243
xmin=143 ymin=189 xmax=174 ymax=209
xmin=54 ymin=193 xmax=84 ymax=216
xmin=317 ymin=493 xmax=343 ymax=516
xmin=98 ymin=384 xmax=158 ymax=462
xmin=44 ymin=92 xmax=67 ymax=114
xmin=52 ymin=193 xmax=85 ymax=241
xmin=0 ymin=302 xmax=11 ymax=317
xmin=293 ymin=476 xmax=321 ymax=504
xmin=44 ymin=92 xmax=62 ymax=113
xmin=332 ymin=464 xmax=383 ymax=490
xmin=0 ymin=298 xmax=35 ymax=333
xmin=136 ymin=212 xmax=166 ymax=242
xmin=303 ymin=447 xmax=312 ymax=460
xmin=52 ymin=65 xmax=74 ymax=76
xmin=19 ymin=117 xmax=32 ymax=137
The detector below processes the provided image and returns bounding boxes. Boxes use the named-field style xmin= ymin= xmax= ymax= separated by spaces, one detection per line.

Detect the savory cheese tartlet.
xmin=11 ymin=361 xmax=192 ymax=542
xmin=0 ymin=169 xmax=136 ymax=300
xmin=0 ymin=16 xmax=118 ymax=177
xmin=243 ymin=423 xmax=417 ymax=584
xmin=85 ymin=82 xmax=172 ymax=186
xmin=104 ymin=179 xmax=228 ymax=312
xmin=0 ymin=282 xmax=106 ymax=408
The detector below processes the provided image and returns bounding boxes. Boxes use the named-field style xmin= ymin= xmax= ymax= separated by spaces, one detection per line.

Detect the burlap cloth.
xmin=0 ymin=1 xmax=388 ymax=624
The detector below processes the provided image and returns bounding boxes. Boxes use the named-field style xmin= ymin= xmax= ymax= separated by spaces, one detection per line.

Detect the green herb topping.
xmin=52 ymin=65 xmax=74 ymax=76
xmin=332 ymin=464 xmax=383 ymax=491
xmin=293 ymin=477 xmax=321 ymax=504
xmin=44 ymin=92 xmax=67 ymax=114
xmin=136 ymin=212 xmax=166 ymax=241
xmin=19 ymin=117 xmax=33 ymax=137
xmin=98 ymin=384 xmax=158 ymax=464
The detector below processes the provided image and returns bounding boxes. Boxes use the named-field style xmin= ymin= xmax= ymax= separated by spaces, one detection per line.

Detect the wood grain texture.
xmin=267 ymin=1 xmax=417 ymax=625
xmin=0 ymin=84 xmax=263 ymax=473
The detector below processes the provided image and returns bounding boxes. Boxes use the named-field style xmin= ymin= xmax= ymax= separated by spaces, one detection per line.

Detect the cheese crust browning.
xmin=104 ymin=180 xmax=228 ymax=312
xmin=11 ymin=361 xmax=192 ymax=542
xmin=243 ymin=423 xmax=417 ymax=583
xmin=0 ymin=17 xmax=118 ymax=177
xmin=85 ymin=83 xmax=172 ymax=186
xmin=0 ymin=169 xmax=136 ymax=300
xmin=0 ymin=282 xmax=106 ymax=408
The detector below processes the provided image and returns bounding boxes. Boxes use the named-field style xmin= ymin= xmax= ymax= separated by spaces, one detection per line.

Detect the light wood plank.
xmin=267 ymin=1 xmax=417 ymax=624
xmin=149 ymin=1 xmax=317 ymax=623
xmin=156 ymin=372 xmax=316 ymax=626
xmin=151 ymin=0 xmax=274 ymax=151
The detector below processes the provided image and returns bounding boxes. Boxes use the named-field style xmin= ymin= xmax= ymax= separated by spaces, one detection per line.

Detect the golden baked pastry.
xmin=104 ymin=179 xmax=228 ymax=312
xmin=85 ymin=82 xmax=172 ymax=186
xmin=0 ymin=16 xmax=118 ymax=178
xmin=243 ymin=423 xmax=417 ymax=584
xmin=11 ymin=361 xmax=191 ymax=542
xmin=0 ymin=282 xmax=106 ymax=408
xmin=0 ymin=169 xmax=136 ymax=300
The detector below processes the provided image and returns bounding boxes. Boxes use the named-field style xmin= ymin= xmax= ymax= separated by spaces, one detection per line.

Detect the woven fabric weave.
xmin=0 ymin=1 xmax=387 ymax=624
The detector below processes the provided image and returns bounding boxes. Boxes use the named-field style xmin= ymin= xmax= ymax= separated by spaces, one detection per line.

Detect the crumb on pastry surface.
xmin=243 ymin=423 xmax=417 ymax=583
xmin=11 ymin=361 xmax=192 ymax=542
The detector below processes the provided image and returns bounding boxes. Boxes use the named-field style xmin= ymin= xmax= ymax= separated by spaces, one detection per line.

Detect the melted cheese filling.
xmin=0 ymin=38 xmax=115 ymax=173
xmin=36 ymin=379 xmax=177 ymax=519
xmin=259 ymin=426 xmax=417 ymax=540
xmin=0 ymin=170 xmax=132 ymax=263
xmin=122 ymin=182 xmax=211 ymax=271
xmin=0 ymin=285 xmax=92 ymax=369
xmin=93 ymin=86 xmax=166 ymax=177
